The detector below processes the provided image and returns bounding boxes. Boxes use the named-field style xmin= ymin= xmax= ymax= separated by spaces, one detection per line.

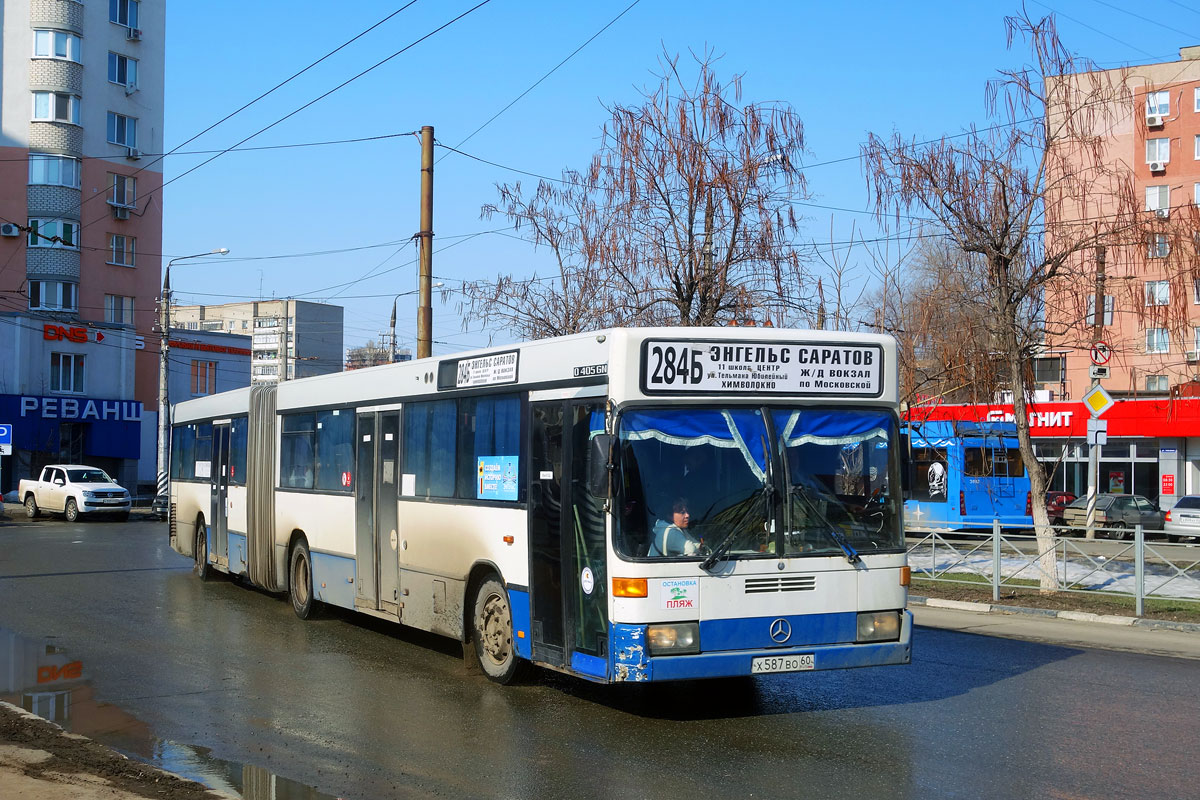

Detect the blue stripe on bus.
xmin=611 ymin=624 xmax=651 ymax=681
xmin=311 ymin=551 xmax=356 ymax=610
xmin=507 ymin=588 xmax=532 ymax=660
xmin=699 ymin=612 xmax=857 ymax=651
xmin=227 ymin=532 xmax=247 ymax=575
xmin=570 ymin=651 xmax=608 ymax=679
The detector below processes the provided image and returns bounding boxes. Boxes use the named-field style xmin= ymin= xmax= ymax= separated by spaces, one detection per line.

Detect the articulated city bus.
xmin=169 ymin=327 xmax=911 ymax=684
xmin=902 ymin=420 xmax=1033 ymax=531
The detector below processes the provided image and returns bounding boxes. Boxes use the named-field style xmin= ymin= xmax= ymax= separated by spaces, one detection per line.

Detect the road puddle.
xmin=0 ymin=626 xmax=336 ymax=799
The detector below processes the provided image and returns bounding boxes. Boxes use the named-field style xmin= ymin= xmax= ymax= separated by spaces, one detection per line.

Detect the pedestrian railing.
xmin=906 ymin=521 xmax=1200 ymax=615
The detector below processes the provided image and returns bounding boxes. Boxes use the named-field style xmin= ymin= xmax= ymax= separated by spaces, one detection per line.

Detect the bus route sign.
xmin=641 ymin=340 xmax=883 ymax=397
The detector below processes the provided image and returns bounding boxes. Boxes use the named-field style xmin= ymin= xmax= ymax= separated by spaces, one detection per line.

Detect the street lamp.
xmin=389 ymin=282 xmax=442 ymax=362
xmin=156 ymin=248 xmax=229 ymax=502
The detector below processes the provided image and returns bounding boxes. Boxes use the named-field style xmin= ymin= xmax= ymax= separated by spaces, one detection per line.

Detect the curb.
xmin=910 ymin=595 xmax=1200 ymax=634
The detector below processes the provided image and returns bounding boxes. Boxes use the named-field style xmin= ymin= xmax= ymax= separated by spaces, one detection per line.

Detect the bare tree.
xmin=863 ymin=12 xmax=1140 ymax=590
xmin=461 ymin=49 xmax=812 ymax=336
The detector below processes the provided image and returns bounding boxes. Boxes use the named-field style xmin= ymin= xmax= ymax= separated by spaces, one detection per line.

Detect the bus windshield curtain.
xmin=247 ymin=384 xmax=278 ymax=590
xmin=777 ymin=409 xmax=891 ymax=447
xmin=619 ymin=409 xmax=768 ymax=481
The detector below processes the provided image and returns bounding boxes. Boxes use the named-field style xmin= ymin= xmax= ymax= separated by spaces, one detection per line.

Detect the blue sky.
xmin=161 ymin=1 xmax=1200 ymax=355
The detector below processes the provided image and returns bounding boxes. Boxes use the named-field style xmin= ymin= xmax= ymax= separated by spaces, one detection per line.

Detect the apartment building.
xmin=1045 ymin=46 xmax=1200 ymax=399
xmin=171 ymin=299 xmax=344 ymax=382
xmin=0 ymin=0 xmax=163 ymax=494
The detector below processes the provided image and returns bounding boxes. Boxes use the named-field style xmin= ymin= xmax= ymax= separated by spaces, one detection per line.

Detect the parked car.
xmin=151 ymin=493 xmax=169 ymax=521
xmin=1061 ymin=493 xmax=1164 ymax=539
xmin=18 ymin=464 xmax=131 ymax=522
xmin=1164 ymin=495 xmax=1200 ymax=542
xmin=1046 ymin=491 xmax=1076 ymax=525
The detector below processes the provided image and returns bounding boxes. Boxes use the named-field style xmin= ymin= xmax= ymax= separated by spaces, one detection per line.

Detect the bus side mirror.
xmin=588 ymin=434 xmax=613 ymax=498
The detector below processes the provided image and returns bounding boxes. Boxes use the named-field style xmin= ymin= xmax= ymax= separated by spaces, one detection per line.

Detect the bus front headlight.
xmin=857 ymin=611 xmax=901 ymax=642
xmin=646 ymin=622 xmax=700 ymax=655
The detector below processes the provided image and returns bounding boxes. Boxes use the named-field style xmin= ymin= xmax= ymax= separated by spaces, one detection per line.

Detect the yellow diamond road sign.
xmin=1082 ymin=384 xmax=1114 ymax=417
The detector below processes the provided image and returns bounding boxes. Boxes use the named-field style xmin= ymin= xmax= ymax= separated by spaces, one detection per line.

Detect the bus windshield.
xmin=614 ymin=406 xmax=903 ymax=561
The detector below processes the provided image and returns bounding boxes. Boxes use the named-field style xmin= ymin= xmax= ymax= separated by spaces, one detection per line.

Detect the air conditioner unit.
xmin=1147 ymin=114 xmax=1164 ymax=127
xmin=127 ymin=28 xmax=142 ymax=41
xmin=0 ymin=223 xmax=20 ymax=237
xmin=1155 ymin=207 xmax=1170 ymax=219
xmin=1149 ymin=161 xmax=1165 ymax=172
xmin=124 ymin=82 xmax=137 ymax=96
xmin=113 ymin=206 xmax=130 ymax=220
xmin=125 ymin=147 xmax=140 ymax=161
xmin=1188 ymin=350 xmax=1200 ymax=363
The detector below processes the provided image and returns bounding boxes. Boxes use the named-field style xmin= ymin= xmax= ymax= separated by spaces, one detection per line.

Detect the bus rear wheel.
xmin=194 ymin=518 xmax=210 ymax=581
xmin=471 ymin=577 xmax=521 ymax=684
xmin=289 ymin=540 xmax=319 ymax=620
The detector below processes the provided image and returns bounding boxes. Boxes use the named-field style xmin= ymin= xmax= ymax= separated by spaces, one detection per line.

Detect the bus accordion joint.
xmin=900 ymin=566 xmax=911 ymax=587
xmin=612 ymin=577 xmax=648 ymax=597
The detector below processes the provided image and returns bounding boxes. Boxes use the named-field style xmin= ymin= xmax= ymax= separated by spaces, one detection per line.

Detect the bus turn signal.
xmin=612 ymin=577 xmax=648 ymax=597
xmin=900 ymin=566 xmax=911 ymax=587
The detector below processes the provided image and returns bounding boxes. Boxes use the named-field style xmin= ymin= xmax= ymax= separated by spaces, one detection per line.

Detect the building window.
xmin=191 ymin=361 xmax=217 ymax=396
xmin=50 ymin=353 xmax=84 ymax=393
xmin=32 ymin=30 xmax=81 ymax=62
xmin=1086 ymin=294 xmax=1114 ymax=326
xmin=1146 ymin=185 xmax=1169 ymax=211
xmin=108 ymin=234 xmax=135 ymax=266
xmin=1146 ymin=328 xmax=1169 ymax=353
xmin=104 ymin=294 xmax=134 ymax=324
xmin=1146 ymin=375 xmax=1169 ymax=392
xmin=109 ymin=0 xmax=139 ymax=28
xmin=107 ymin=52 xmax=138 ymax=88
xmin=28 ymin=218 xmax=78 ymax=249
xmin=252 ymin=333 xmax=278 ymax=346
xmin=255 ymin=317 xmax=280 ymax=328
xmin=29 ymin=154 xmax=80 ymax=188
xmin=30 ymin=281 xmax=78 ymax=312
xmin=1147 ymin=137 xmax=1170 ymax=164
xmin=1148 ymin=234 xmax=1170 ymax=259
xmin=106 ymin=112 xmax=137 ymax=147
xmin=109 ymin=174 xmax=136 ymax=207
xmin=1194 ymin=327 xmax=1200 ymax=351
xmin=1145 ymin=280 xmax=1170 ymax=306
xmin=252 ymin=365 xmax=278 ymax=377
xmin=1031 ymin=356 xmax=1064 ymax=384
xmin=32 ymin=92 xmax=79 ymax=124
xmin=1147 ymin=90 xmax=1169 ymax=117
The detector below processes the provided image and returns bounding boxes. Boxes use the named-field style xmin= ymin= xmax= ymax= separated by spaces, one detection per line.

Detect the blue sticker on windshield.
xmin=478 ymin=456 xmax=519 ymax=501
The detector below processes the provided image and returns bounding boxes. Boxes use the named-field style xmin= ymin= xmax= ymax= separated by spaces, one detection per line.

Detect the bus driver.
xmin=649 ymin=498 xmax=704 ymax=557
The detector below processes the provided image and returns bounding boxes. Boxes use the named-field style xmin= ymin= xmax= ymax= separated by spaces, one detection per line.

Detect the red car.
xmin=1046 ymin=492 xmax=1076 ymax=525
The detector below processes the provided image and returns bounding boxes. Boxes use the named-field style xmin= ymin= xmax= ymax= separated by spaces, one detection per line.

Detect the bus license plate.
xmin=751 ymin=654 xmax=814 ymax=674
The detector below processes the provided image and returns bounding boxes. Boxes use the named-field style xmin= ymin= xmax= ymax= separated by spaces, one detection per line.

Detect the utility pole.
xmin=1085 ymin=245 xmax=1106 ymax=540
xmin=156 ymin=268 xmax=171 ymax=500
xmin=280 ymin=299 xmax=290 ymax=382
xmin=417 ymin=125 xmax=434 ymax=359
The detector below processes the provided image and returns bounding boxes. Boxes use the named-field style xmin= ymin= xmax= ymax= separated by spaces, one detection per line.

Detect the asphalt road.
xmin=0 ymin=516 xmax=1196 ymax=800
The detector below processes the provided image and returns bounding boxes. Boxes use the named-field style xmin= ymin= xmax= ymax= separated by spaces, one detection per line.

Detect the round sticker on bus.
xmin=341 ymin=471 xmax=352 ymax=487
xmin=581 ymin=567 xmax=595 ymax=595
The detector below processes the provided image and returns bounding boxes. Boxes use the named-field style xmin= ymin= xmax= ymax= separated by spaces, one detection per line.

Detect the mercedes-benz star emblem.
xmin=769 ymin=618 xmax=792 ymax=643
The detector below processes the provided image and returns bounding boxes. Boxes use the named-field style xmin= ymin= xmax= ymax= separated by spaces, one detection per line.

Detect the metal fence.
xmin=906 ymin=521 xmax=1200 ymax=616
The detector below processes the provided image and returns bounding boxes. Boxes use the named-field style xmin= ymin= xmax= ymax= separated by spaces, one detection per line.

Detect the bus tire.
xmin=24 ymin=495 xmax=38 ymax=519
xmin=289 ymin=539 xmax=319 ymax=620
xmin=194 ymin=517 xmax=211 ymax=581
xmin=64 ymin=498 xmax=80 ymax=523
xmin=471 ymin=577 xmax=521 ymax=684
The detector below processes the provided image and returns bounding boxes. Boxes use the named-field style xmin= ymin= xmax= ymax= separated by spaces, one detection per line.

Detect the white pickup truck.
xmin=19 ymin=464 xmax=132 ymax=522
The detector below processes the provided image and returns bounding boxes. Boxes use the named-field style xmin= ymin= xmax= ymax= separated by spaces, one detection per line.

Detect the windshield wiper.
xmin=790 ymin=484 xmax=860 ymax=564
xmin=700 ymin=484 xmax=773 ymax=571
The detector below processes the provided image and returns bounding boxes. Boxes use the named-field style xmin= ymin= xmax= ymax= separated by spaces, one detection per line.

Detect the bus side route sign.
xmin=640 ymin=340 xmax=883 ymax=397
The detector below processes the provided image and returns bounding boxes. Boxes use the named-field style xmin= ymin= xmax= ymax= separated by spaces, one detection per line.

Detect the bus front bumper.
xmin=610 ymin=610 xmax=912 ymax=682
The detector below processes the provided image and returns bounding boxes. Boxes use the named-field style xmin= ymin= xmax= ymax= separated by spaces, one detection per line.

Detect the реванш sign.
xmin=640 ymin=340 xmax=883 ymax=396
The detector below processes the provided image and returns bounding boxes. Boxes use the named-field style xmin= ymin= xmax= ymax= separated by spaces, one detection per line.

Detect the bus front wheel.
xmin=471 ymin=577 xmax=521 ymax=684
xmin=289 ymin=540 xmax=319 ymax=620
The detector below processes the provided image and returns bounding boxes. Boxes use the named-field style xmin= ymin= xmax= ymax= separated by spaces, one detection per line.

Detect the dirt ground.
xmin=0 ymin=702 xmax=224 ymax=800
xmin=914 ymin=579 xmax=1200 ymax=624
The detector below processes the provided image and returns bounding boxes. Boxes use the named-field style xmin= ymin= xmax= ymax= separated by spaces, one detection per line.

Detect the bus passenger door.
xmin=355 ymin=412 xmax=401 ymax=615
xmin=209 ymin=424 xmax=231 ymax=568
xmin=529 ymin=400 xmax=609 ymax=675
